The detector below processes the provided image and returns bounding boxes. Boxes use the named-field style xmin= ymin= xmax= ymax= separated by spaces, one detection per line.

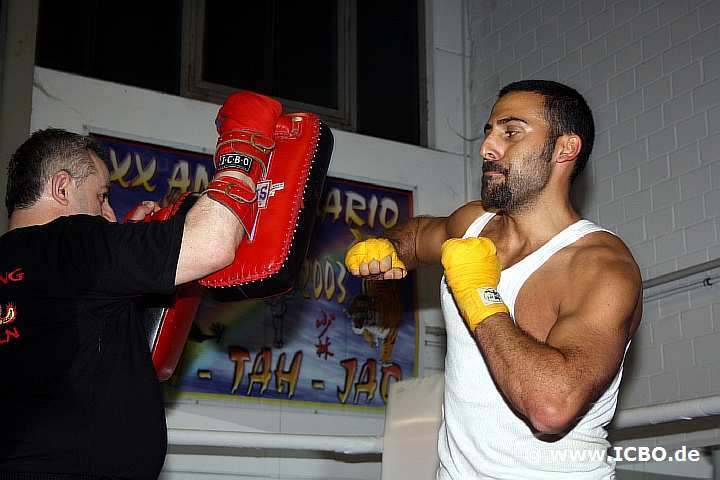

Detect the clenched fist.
xmin=344 ymin=238 xmax=407 ymax=280
xmin=441 ymin=237 xmax=509 ymax=331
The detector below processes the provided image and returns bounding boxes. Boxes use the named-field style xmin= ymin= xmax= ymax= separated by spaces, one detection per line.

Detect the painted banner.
xmin=93 ymin=133 xmax=418 ymax=410
xmin=92 ymin=133 xmax=214 ymax=215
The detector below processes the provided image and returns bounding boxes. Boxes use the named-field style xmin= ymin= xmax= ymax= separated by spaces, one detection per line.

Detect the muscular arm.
xmin=174 ymin=174 xmax=249 ymax=285
xmin=471 ymin=251 xmax=641 ymax=434
xmin=385 ymin=216 xmax=445 ymax=269
xmin=382 ymin=202 xmax=486 ymax=271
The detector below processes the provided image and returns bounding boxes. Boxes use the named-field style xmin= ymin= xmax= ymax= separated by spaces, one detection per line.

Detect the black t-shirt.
xmin=0 ymin=214 xmax=184 ymax=479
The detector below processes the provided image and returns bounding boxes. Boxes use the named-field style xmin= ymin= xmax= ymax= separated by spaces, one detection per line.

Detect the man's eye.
xmin=506 ymin=130 xmax=519 ymax=137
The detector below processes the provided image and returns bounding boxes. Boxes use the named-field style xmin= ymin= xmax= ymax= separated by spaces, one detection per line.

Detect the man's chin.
xmin=481 ymin=186 xmax=511 ymax=211
xmin=480 ymin=197 xmax=507 ymax=211
xmin=482 ymin=175 xmax=506 ymax=191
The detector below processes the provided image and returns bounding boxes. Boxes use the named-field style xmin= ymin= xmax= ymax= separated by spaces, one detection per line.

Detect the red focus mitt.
xmin=206 ymin=91 xmax=282 ymax=237
xmin=199 ymin=94 xmax=334 ymax=300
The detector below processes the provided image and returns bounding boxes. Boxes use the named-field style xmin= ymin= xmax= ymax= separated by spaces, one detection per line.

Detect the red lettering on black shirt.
xmin=0 ymin=267 xmax=24 ymax=284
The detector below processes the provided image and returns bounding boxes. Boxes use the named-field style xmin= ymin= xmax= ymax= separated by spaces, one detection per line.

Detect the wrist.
xmin=455 ymin=285 xmax=509 ymax=331
xmin=464 ymin=301 xmax=509 ymax=331
xmin=386 ymin=237 xmax=406 ymax=266
xmin=384 ymin=218 xmax=421 ymax=269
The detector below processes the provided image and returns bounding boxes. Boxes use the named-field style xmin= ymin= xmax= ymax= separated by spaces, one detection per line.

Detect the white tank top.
xmin=437 ymin=212 xmax=627 ymax=480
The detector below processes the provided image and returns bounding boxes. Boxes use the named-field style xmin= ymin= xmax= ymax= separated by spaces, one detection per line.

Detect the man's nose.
xmin=103 ymin=203 xmax=117 ymax=223
xmin=479 ymin=135 xmax=501 ymax=162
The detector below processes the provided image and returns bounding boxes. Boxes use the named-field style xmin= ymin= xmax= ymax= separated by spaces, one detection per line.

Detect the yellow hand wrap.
xmin=441 ymin=237 xmax=509 ymax=331
xmin=345 ymin=238 xmax=407 ymax=272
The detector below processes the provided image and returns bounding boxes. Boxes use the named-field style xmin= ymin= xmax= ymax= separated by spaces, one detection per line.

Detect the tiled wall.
xmin=467 ymin=0 xmax=720 ymax=421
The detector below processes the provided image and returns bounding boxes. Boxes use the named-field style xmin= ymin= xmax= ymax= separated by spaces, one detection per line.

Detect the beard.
xmin=481 ymin=139 xmax=554 ymax=214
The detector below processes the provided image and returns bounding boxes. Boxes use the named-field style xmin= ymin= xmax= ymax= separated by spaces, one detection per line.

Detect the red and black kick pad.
xmin=200 ymin=112 xmax=334 ymax=300
xmin=143 ymin=114 xmax=332 ymax=380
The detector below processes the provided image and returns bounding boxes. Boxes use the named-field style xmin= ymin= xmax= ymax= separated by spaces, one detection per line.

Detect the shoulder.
xmin=446 ymin=201 xmax=486 ymax=238
xmin=63 ymin=214 xmax=111 ymax=226
xmin=4 ymin=215 xmax=110 ymax=240
xmin=44 ymin=213 xmax=111 ymax=230
xmin=563 ymin=230 xmax=642 ymax=304
xmin=52 ymin=214 xmax=182 ymax=245
xmin=52 ymin=214 xmax=127 ymax=240
xmin=570 ymin=229 xmax=639 ymax=273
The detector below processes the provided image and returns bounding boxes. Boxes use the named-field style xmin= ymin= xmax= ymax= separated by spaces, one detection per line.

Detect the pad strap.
xmin=205 ymin=176 xmax=259 ymax=236
xmin=215 ymin=129 xmax=273 ymax=182
xmin=211 ymin=127 xmax=277 ymax=239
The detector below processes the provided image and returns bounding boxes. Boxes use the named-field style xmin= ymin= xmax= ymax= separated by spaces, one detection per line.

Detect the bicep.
xmin=415 ymin=202 xmax=485 ymax=265
xmin=546 ymin=265 xmax=640 ymax=396
xmin=415 ymin=217 xmax=450 ymax=264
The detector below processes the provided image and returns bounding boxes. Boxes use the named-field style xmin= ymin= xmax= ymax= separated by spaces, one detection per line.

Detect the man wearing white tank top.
xmin=345 ymin=80 xmax=643 ymax=479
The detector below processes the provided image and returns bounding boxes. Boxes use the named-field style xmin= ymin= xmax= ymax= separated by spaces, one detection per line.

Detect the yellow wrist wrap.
xmin=345 ymin=238 xmax=407 ymax=272
xmin=441 ymin=237 xmax=509 ymax=331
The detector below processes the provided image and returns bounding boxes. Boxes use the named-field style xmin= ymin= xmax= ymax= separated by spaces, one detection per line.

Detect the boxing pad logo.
xmin=256 ymin=180 xmax=285 ymax=209
xmin=218 ymin=153 xmax=254 ymax=173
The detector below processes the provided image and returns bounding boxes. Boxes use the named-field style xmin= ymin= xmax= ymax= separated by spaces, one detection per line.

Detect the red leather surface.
xmin=200 ymin=112 xmax=321 ymax=287
xmin=151 ymin=283 xmax=203 ymax=381
xmin=215 ymin=91 xmax=282 ymax=139
xmin=122 ymin=193 xmax=190 ymax=224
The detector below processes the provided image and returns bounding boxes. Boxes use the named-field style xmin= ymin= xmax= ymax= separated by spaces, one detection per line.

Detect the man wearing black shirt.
xmin=0 ymin=93 xmax=280 ymax=479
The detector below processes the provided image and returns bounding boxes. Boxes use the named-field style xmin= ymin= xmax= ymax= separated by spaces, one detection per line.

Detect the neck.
xmin=8 ymin=207 xmax=63 ymax=231
xmin=495 ymin=188 xmax=580 ymax=244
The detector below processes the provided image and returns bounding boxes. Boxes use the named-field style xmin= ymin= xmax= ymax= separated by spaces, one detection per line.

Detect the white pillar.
xmin=0 ymin=0 xmax=39 ymax=233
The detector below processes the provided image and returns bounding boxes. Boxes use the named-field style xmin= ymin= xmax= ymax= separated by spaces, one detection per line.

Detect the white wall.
xmin=30 ymin=64 xmax=465 ymax=479
xmin=467 ymin=0 xmax=720 ymax=477
xmin=427 ymin=0 xmax=467 ymax=157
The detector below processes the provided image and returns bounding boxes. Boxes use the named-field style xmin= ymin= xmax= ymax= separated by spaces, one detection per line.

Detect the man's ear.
xmin=555 ymin=134 xmax=582 ymax=164
xmin=50 ymin=170 xmax=72 ymax=206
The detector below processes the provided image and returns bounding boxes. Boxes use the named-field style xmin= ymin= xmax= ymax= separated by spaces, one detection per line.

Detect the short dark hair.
xmin=5 ymin=128 xmax=106 ymax=216
xmin=498 ymin=80 xmax=595 ymax=182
